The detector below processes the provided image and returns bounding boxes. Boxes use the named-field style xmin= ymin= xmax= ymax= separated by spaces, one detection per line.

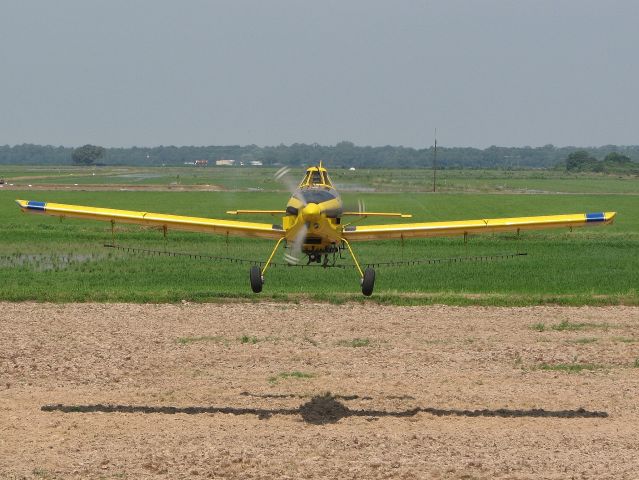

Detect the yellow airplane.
xmin=16 ymin=163 xmax=616 ymax=296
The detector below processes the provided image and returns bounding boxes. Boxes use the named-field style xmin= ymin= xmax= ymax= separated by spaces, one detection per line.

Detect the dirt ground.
xmin=1 ymin=303 xmax=638 ymax=479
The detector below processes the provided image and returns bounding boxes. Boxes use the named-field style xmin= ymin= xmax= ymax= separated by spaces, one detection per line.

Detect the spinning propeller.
xmin=274 ymin=167 xmax=309 ymax=264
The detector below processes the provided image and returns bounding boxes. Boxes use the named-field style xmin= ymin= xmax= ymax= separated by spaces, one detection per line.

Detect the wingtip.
xmin=15 ymin=199 xmax=47 ymax=212
xmin=401 ymin=214 xmax=413 ymax=218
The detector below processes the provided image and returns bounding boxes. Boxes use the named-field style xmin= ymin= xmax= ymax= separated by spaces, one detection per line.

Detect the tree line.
xmin=563 ymin=150 xmax=638 ymax=174
xmin=1 ymin=142 xmax=638 ymax=170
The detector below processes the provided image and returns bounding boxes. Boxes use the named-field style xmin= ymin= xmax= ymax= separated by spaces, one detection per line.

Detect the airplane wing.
xmin=16 ymin=200 xmax=285 ymax=240
xmin=342 ymin=211 xmax=412 ymax=218
xmin=226 ymin=209 xmax=286 ymax=215
xmin=341 ymin=212 xmax=616 ymax=241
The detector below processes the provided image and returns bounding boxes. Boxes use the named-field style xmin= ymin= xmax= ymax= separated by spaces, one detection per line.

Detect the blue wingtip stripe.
xmin=586 ymin=212 xmax=606 ymax=222
xmin=26 ymin=200 xmax=46 ymax=211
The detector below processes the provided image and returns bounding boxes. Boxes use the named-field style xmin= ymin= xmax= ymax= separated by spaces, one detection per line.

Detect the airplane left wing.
xmin=341 ymin=212 xmax=616 ymax=241
xmin=16 ymin=200 xmax=285 ymax=240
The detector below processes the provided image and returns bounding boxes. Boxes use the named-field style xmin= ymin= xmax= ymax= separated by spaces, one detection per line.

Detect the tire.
xmin=361 ymin=268 xmax=375 ymax=296
xmin=250 ymin=266 xmax=263 ymax=293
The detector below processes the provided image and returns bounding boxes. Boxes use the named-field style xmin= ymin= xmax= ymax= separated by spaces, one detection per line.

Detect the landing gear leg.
xmin=250 ymin=237 xmax=284 ymax=294
xmin=342 ymin=238 xmax=375 ymax=296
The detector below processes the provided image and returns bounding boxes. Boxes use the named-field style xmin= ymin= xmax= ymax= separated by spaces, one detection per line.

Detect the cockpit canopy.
xmin=299 ymin=165 xmax=333 ymax=188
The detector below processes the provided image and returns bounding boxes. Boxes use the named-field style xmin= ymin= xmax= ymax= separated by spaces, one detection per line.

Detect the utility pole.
xmin=432 ymin=128 xmax=437 ymax=192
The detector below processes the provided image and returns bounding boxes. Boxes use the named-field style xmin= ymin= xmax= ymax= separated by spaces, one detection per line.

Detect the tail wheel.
xmin=250 ymin=266 xmax=263 ymax=293
xmin=361 ymin=268 xmax=375 ymax=296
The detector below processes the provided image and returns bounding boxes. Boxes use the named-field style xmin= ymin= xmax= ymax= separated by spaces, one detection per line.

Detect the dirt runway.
xmin=1 ymin=303 xmax=638 ymax=479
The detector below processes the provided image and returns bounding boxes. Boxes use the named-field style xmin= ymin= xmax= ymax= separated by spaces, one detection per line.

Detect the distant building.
xmin=194 ymin=159 xmax=208 ymax=167
xmin=349 ymin=167 xmax=356 ymax=171
xmin=250 ymin=160 xmax=263 ymax=166
xmin=216 ymin=159 xmax=236 ymax=166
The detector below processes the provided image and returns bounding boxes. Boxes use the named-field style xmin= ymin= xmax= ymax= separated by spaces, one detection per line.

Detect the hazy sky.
xmin=1 ymin=1 xmax=637 ymax=148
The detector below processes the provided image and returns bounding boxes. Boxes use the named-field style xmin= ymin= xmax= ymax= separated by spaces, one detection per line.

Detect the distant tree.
xmin=603 ymin=152 xmax=631 ymax=164
xmin=72 ymin=144 xmax=105 ymax=165
xmin=566 ymin=150 xmax=597 ymax=171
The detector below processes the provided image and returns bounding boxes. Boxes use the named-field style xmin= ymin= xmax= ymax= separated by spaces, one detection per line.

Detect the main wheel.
xmin=250 ymin=265 xmax=263 ymax=293
xmin=361 ymin=268 xmax=375 ymax=296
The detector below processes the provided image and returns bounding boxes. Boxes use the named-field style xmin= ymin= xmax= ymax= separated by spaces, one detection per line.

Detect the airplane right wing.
xmin=341 ymin=212 xmax=616 ymax=241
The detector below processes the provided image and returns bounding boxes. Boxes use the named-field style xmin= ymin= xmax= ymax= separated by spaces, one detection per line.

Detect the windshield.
xmin=311 ymin=171 xmax=322 ymax=184
xmin=301 ymin=189 xmax=336 ymax=204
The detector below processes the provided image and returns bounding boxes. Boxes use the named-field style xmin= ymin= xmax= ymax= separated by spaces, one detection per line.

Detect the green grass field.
xmin=1 ymin=174 xmax=637 ymax=304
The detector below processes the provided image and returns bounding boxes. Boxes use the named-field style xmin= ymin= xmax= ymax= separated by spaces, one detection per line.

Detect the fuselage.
xmin=282 ymin=165 xmax=344 ymax=255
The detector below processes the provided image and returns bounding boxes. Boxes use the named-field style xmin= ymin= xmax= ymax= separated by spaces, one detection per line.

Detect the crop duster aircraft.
xmin=16 ymin=163 xmax=616 ymax=296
